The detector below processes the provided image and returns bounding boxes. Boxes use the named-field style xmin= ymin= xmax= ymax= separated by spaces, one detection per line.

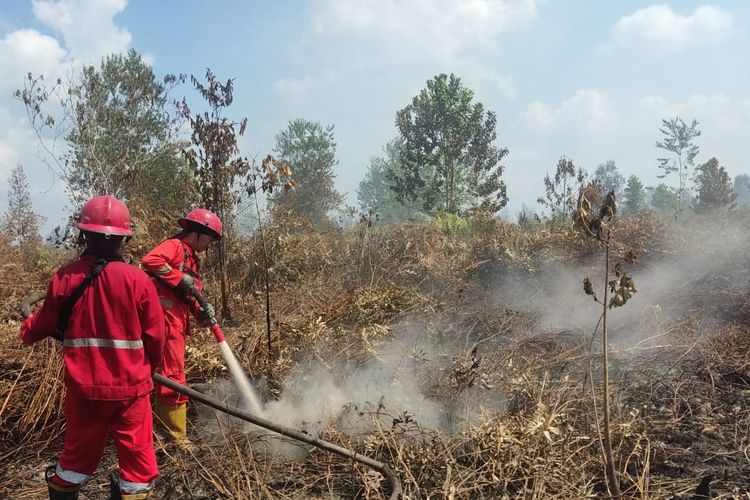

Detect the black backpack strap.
xmin=53 ymin=258 xmax=110 ymax=341
xmin=181 ymin=244 xmax=200 ymax=278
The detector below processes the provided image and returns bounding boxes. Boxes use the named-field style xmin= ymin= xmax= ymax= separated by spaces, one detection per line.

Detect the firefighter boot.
xmin=46 ymin=465 xmax=81 ymax=500
xmin=154 ymin=401 xmax=187 ymax=441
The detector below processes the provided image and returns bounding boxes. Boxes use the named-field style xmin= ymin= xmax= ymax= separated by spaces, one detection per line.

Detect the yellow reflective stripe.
xmin=63 ymin=338 xmax=143 ymax=349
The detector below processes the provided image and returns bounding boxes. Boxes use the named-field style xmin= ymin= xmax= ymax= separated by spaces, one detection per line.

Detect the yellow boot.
xmin=109 ymin=473 xmax=154 ymax=499
xmin=153 ymin=401 xmax=187 ymax=441
xmin=120 ymin=492 xmax=153 ymax=499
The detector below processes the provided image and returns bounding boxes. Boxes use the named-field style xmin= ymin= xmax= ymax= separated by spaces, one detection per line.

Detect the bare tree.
xmin=178 ymin=69 xmax=250 ymax=322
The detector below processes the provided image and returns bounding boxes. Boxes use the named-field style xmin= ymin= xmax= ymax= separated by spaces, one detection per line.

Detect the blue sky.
xmin=1 ymin=0 xmax=748 ymax=233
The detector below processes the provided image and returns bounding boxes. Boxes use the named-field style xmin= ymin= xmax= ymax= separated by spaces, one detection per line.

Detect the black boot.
xmin=46 ymin=465 xmax=81 ymax=500
xmin=109 ymin=473 xmax=122 ymax=500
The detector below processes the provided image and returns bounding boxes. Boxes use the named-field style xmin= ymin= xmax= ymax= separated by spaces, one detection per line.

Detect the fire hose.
xmin=20 ymin=293 xmax=402 ymax=500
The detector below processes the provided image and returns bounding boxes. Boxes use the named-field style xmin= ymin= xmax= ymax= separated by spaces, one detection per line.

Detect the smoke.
xmin=196 ymin=215 xmax=750 ymax=459
xmin=196 ymin=323 xmax=503 ymax=458
xmin=265 ymin=327 xmax=451 ymax=432
xmin=490 ymin=216 xmax=750 ymax=349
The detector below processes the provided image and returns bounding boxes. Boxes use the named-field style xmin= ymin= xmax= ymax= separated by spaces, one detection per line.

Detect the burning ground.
xmin=1 ymin=213 xmax=750 ymax=498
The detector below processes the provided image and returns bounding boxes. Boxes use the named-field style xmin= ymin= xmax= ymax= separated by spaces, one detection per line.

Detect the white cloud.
xmin=0 ymin=0 xmax=134 ymax=233
xmin=310 ymin=0 xmax=539 ymax=63
xmin=0 ymin=28 xmax=69 ymax=185
xmin=32 ymin=0 xmax=131 ymax=62
xmin=0 ymin=29 xmax=67 ymax=96
xmin=612 ymin=4 xmax=733 ymax=53
xmin=523 ymin=90 xmax=617 ymax=132
xmin=274 ymin=74 xmax=337 ymax=98
xmin=640 ymin=94 xmax=750 ymax=147
xmin=467 ymin=69 xmax=516 ymax=100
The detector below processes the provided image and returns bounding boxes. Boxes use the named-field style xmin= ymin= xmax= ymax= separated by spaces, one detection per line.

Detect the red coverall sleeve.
xmin=141 ymin=239 xmax=187 ymax=288
xmin=20 ymin=278 xmax=60 ymax=345
xmin=139 ymin=278 xmax=166 ymax=371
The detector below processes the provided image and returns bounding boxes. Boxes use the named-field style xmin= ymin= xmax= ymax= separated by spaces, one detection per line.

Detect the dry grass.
xmin=2 ymin=213 xmax=750 ymax=498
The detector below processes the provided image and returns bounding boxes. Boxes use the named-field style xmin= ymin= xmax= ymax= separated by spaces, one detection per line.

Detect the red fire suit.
xmin=141 ymin=238 xmax=203 ymax=406
xmin=21 ymin=254 xmax=165 ymax=491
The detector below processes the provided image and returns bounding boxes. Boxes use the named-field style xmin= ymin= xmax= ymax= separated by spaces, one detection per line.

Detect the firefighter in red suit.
xmin=141 ymin=208 xmax=221 ymax=441
xmin=21 ymin=195 xmax=165 ymax=500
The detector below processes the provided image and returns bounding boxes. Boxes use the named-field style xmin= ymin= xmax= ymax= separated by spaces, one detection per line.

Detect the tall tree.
xmin=2 ymin=165 xmax=43 ymax=268
xmin=357 ymin=138 xmax=422 ymax=223
xmin=694 ymin=157 xmax=736 ymax=213
xmin=734 ymin=174 xmax=750 ymax=208
xmin=656 ymin=117 xmax=701 ymax=211
xmin=178 ymin=69 xmax=250 ymax=321
xmin=537 ymin=156 xmax=586 ymax=220
xmin=650 ymin=183 xmax=680 ymax=217
xmin=271 ymin=118 xmax=341 ymax=225
xmin=622 ymin=175 xmax=647 ymax=214
xmin=391 ymin=73 xmax=508 ymax=215
xmin=592 ymin=160 xmax=625 ymax=195
xmin=16 ymin=49 xmax=195 ymax=224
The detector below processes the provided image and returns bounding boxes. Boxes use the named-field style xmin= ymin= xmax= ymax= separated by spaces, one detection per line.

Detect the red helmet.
xmin=178 ymin=208 xmax=222 ymax=239
xmin=76 ymin=195 xmax=133 ymax=236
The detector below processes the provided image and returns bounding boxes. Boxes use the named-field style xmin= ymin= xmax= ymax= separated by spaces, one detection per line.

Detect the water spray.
xmin=191 ymin=290 xmax=264 ymax=417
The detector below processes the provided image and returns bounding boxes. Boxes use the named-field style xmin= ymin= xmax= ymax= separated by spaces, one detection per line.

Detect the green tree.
xmin=734 ymin=174 xmax=750 ymax=207
xmin=622 ymin=175 xmax=647 ymax=214
xmin=2 ymin=165 xmax=44 ymax=268
xmin=271 ymin=118 xmax=342 ymax=225
xmin=179 ymin=69 xmax=250 ymax=321
xmin=694 ymin=157 xmax=736 ymax=213
xmin=650 ymin=183 xmax=679 ymax=217
xmin=17 ymin=49 xmax=195 ymax=223
xmin=391 ymin=73 xmax=508 ymax=215
xmin=357 ymin=138 xmax=423 ymax=223
xmin=592 ymin=160 xmax=625 ymax=195
xmin=656 ymin=117 xmax=701 ymax=211
xmin=537 ymin=156 xmax=586 ymax=220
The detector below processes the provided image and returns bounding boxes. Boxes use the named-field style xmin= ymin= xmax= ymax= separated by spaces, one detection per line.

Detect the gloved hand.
xmin=198 ymin=303 xmax=216 ymax=325
xmin=175 ymin=274 xmax=196 ymax=296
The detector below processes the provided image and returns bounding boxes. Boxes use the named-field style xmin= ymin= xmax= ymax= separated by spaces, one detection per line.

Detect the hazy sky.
xmin=1 ymin=0 xmax=748 ymax=233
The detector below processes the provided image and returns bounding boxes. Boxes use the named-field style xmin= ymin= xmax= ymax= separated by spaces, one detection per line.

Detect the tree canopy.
xmin=17 ymin=49 xmax=196 ymax=228
xmin=272 ymin=118 xmax=342 ymax=225
xmin=537 ymin=156 xmax=586 ymax=220
xmin=694 ymin=157 xmax=736 ymax=213
xmin=391 ymin=73 xmax=508 ymax=215
xmin=592 ymin=160 xmax=625 ymax=195
xmin=650 ymin=183 xmax=679 ymax=217
xmin=623 ymin=175 xmax=647 ymax=214
xmin=656 ymin=117 xmax=701 ymax=210
xmin=357 ymin=138 xmax=423 ymax=223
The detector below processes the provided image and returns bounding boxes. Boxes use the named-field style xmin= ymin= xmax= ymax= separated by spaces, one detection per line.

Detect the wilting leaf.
xmin=620 ymin=275 xmax=637 ymax=292
xmin=614 ymin=262 xmax=623 ymax=277
xmin=575 ymin=191 xmax=596 ymax=238
xmin=623 ymin=250 xmax=638 ymax=264
xmin=599 ymin=191 xmax=617 ymax=222
xmin=609 ymin=280 xmax=617 ymax=293
xmin=583 ymin=277 xmax=596 ymax=297
xmin=609 ymin=284 xmax=636 ymax=309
